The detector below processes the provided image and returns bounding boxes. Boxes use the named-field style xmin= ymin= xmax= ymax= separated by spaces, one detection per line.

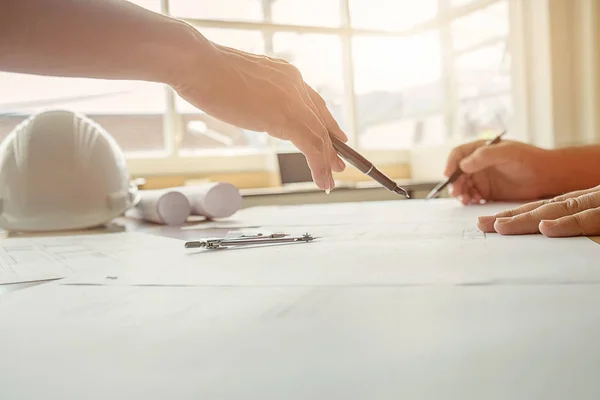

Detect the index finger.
xmin=444 ymin=140 xmax=487 ymax=177
xmin=305 ymin=84 xmax=348 ymax=142
xmin=285 ymin=100 xmax=334 ymax=192
xmin=476 ymin=199 xmax=551 ymax=232
xmin=303 ymin=84 xmax=347 ymax=172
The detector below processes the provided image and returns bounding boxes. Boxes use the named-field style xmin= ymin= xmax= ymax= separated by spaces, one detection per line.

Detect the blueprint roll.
xmin=127 ymin=189 xmax=191 ymax=225
xmin=175 ymin=183 xmax=242 ymax=219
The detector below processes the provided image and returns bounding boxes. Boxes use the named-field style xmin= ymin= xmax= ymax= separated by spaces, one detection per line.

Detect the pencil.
xmin=425 ymin=130 xmax=506 ymax=200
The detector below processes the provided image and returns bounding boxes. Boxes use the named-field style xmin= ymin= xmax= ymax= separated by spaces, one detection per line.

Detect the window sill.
xmin=134 ymin=160 xmax=414 ymax=191
xmin=239 ymin=179 xmax=440 ymax=208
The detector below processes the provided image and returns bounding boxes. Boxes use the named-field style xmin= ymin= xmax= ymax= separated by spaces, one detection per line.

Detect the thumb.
xmin=458 ymin=145 xmax=509 ymax=174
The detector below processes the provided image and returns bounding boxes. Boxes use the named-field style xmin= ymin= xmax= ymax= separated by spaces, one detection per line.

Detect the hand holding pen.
xmin=429 ymin=132 xmax=555 ymax=204
xmin=426 ymin=131 xmax=505 ymax=199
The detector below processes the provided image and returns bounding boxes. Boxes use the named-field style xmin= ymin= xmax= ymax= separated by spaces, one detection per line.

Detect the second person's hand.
xmin=476 ymin=185 xmax=600 ymax=237
xmin=443 ymin=139 xmax=558 ymax=205
xmin=169 ymin=36 xmax=347 ymax=192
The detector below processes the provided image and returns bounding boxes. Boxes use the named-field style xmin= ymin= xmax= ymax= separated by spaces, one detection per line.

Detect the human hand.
xmin=171 ymin=40 xmax=347 ymax=192
xmin=476 ymin=185 xmax=600 ymax=237
xmin=444 ymin=139 xmax=557 ymax=205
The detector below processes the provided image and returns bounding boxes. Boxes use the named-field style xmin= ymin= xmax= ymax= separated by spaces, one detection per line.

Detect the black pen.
xmin=425 ymin=130 xmax=506 ymax=200
xmin=330 ymin=135 xmax=409 ymax=198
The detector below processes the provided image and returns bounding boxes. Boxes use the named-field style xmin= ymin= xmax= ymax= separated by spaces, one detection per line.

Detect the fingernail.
xmin=478 ymin=216 xmax=495 ymax=224
xmin=495 ymin=217 xmax=512 ymax=224
xmin=325 ymin=188 xmax=330 ymax=195
xmin=541 ymin=219 xmax=558 ymax=228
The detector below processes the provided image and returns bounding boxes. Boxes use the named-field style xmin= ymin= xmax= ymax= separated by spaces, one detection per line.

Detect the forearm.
xmin=0 ymin=0 xmax=210 ymax=84
xmin=548 ymin=145 xmax=600 ymax=194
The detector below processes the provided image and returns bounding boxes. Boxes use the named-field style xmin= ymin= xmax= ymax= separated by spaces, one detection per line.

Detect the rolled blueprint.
xmin=174 ymin=182 xmax=242 ymax=219
xmin=127 ymin=189 xmax=191 ymax=225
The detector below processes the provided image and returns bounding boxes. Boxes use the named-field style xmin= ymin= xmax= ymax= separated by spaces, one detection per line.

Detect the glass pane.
xmin=272 ymin=0 xmax=341 ymax=27
xmin=0 ymin=72 xmax=166 ymax=155
xmin=169 ymin=0 xmax=263 ymax=22
xmin=352 ymin=32 xmax=445 ymax=149
xmin=450 ymin=0 xmax=477 ymax=7
xmin=270 ymin=32 xmax=346 ymax=150
xmin=350 ymin=0 xmax=438 ymax=31
xmin=177 ymin=29 xmax=269 ymax=153
xmin=126 ymin=0 xmax=162 ymax=13
xmin=451 ymin=1 xmax=509 ymax=51
xmin=457 ymin=94 xmax=513 ymax=140
xmin=455 ymin=41 xmax=511 ymax=99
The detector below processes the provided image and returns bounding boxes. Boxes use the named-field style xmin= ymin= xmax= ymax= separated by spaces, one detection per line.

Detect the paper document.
xmin=0 ymin=232 xmax=182 ymax=285
xmin=63 ymin=200 xmax=600 ymax=288
xmin=233 ymin=199 xmax=516 ymax=227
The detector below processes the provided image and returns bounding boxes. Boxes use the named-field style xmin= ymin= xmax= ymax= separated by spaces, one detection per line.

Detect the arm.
xmin=0 ymin=0 xmax=346 ymax=192
xmin=444 ymin=141 xmax=600 ymax=237
xmin=444 ymin=140 xmax=600 ymax=204
xmin=547 ymin=145 xmax=600 ymax=194
xmin=0 ymin=0 xmax=204 ymax=84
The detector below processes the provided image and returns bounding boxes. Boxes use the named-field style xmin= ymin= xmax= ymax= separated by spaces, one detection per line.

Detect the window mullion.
xmin=340 ymin=0 xmax=359 ymax=149
xmin=438 ymin=0 xmax=459 ymax=143
xmin=161 ymin=0 xmax=181 ymax=158
xmin=163 ymin=86 xmax=181 ymax=157
xmin=259 ymin=0 xmax=282 ymax=159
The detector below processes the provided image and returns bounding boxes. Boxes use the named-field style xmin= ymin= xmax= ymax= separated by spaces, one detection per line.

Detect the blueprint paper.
xmin=62 ymin=200 xmax=600 ymax=288
xmin=0 ymin=232 xmax=182 ymax=284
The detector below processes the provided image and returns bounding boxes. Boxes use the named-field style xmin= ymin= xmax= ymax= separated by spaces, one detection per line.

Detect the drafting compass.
xmin=184 ymin=233 xmax=317 ymax=250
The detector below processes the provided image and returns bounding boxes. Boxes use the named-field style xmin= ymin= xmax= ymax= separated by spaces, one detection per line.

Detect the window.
xmin=0 ymin=0 xmax=516 ymax=176
xmin=451 ymin=0 xmax=513 ymax=139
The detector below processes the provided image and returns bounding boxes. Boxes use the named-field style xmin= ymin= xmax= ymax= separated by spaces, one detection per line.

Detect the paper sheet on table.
xmin=63 ymin=200 xmax=600 ymax=287
xmin=0 ymin=232 xmax=182 ymax=285
xmin=182 ymin=198 xmax=507 ymax=230
xmin=1 ymin=282 xmax=600 ymax=399
xmin=181 ymin=219 xmax=262 ymax=231
xmin=230 ymin=198 xmax=489 ymax=226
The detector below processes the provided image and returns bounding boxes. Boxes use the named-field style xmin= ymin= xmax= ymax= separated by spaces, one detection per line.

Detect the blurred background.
xmin=1 ymin=0 xmax=598 ymax=203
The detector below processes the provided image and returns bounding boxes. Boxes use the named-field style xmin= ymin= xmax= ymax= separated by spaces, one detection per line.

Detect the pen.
xmin=425 ymin=130 xmax=506 ymax=200
xmin=330 ymin=135 xmax=409 ymax=198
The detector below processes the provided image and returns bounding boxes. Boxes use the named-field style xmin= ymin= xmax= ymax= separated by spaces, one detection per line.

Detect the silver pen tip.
xmin=393 ymin=186 xmax=410 ymax=198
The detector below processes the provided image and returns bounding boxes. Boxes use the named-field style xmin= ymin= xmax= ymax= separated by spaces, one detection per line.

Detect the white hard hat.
xmin=0 ymin=109 xmax=139 ymax=232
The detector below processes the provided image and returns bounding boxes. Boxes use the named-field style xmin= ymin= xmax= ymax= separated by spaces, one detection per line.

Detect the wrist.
xmin=539 ymin=149 xmax=571 ymax=196
xmin=543 ymin=146 xmax=600 ymax=195
xmin=142 ymin=18 xmax=217 ymax=88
